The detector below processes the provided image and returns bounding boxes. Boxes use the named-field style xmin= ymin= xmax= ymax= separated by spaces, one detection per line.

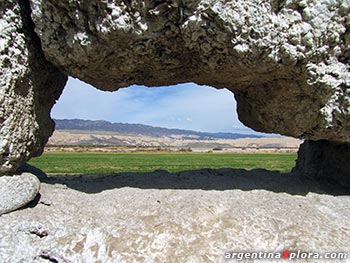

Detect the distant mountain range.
xmin=54 ymin=119 xmax=262 ymax=140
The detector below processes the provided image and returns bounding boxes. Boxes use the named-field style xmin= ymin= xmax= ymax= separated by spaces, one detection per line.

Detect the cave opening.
xmin=26 ymin=77 xmax=302 ymax=176
xmin=51 ymin=77 xmax=256 ymax=135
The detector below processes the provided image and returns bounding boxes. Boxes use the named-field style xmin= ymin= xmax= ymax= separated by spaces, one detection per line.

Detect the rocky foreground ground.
xmin=0 ymin=169 xmax=349 ymax=263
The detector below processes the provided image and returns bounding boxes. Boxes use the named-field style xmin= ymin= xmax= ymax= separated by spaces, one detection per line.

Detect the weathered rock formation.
xmin=0 ymin=0 xmax=350 ymax=213
xmin=296 ymin=140 xmax=350 ymax=188
xmin=0 ymin=1 xmax=66 ymax=213
xmin=29 ymin=0 xmax=350 ymax=142
xmin=0 ymin=170 xmax=349 ymax=262
xmin=0 ymin=1 xmax=67 ymax=174
xmin=0 ymin=173 xmax=40 ymax=215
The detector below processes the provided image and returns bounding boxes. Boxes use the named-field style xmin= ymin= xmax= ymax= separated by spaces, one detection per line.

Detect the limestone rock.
xmin=0 ymin=170 xmax=349 ymax=262
xmin=1 ymin=1 xmax=350 ymax=191
xmin=296 ymin=140 xmax=350 ymax=188
xmin=0 ymin=173 xmax=40 ymax=215
xmin=29 ymin=0 xmax=350 ymax=142
xmin=0 ymin=1 xmax=67 ymax=174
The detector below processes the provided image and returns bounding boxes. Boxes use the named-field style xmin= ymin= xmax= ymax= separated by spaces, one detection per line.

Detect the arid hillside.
xmin=48 ymin=129 xmax=302 ymax=152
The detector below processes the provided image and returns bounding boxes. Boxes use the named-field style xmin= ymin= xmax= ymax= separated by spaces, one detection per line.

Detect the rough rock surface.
xmin=0 ymin=0 xmax=67 ymax=174
xmin=0 ymin=173 xmax=40 ymax=215
xmin=296 ymin=139 xmax=350 ymax=188
xmin=1 ymin=0 xmax=350 ymax=215
xmin=0 ymin=170 xmax=349 ymax=262
xmin=29 ymin=0 xmax=350 ymax=142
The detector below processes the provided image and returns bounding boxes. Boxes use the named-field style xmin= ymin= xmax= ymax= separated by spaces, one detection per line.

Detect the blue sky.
xmin=51 ymin=77 xmax=261 ymax=134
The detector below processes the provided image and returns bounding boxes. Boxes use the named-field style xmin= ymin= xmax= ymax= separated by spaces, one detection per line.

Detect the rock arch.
xmin=1 ymin=0 xmax=350 ymax=193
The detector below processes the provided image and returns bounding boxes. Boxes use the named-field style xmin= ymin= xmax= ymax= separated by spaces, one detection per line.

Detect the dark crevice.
xmin=271 ymin=0 xmax=287 ymax=14
xmin=38 ymin=254 xmax=59 ymax=263
xmin=18 ymin=0 xmax=43 ymax=56
xmin=30 ymin=227 xmax=49 ymax=238
xmin=25 ymin=193 xmax=41 ymax=208
xmin=18 ymin=0 xmax=68 ymax=96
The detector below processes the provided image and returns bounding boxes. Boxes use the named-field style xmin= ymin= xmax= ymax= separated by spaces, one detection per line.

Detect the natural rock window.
xmin=1 ymin=1 xmax=350 ymax=259
xmin=52 ymin=77 xmax=251 ymax=135
xmin=1 ymin=0 xmax=350 ymax=203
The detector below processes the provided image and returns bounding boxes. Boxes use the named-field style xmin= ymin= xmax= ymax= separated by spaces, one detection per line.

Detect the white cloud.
xmin=51 ymin=77 xmax=262 ymax=134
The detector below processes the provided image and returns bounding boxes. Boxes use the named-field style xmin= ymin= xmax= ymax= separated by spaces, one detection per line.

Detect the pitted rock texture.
xmin=29 ymin=0 xmax=350 ymax=142
xmin=0 ymin=170 xmax=349 ymax=262
xmin=296 ymin=140 xmax=350 ymax=188
xmin=1 ymin=0 xmax=350 ymax=190
xmin=0 ymin=1 xmax=67 ymax=173
xmin=0 ymin=173 xmax=40 ymax=215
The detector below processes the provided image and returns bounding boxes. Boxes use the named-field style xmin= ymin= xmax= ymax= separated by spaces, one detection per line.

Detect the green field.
xmin=28 ymin=152 xmax=297 ymax=174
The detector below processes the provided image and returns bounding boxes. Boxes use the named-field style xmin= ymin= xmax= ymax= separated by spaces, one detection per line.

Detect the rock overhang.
xmin=28 ymin=0 xmax=350 ymax=142
xmin=0 ymin=0 xmax=349 ymax=183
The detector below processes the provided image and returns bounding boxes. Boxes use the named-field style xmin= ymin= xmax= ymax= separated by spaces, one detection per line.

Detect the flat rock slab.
xmin=0 ymin=173 xmax=40 ymax=215
xmin=0 ymin=169 xmax=349 ymax=262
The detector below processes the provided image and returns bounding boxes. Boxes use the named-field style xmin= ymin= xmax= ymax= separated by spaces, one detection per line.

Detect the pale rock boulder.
xmin=0 ymin=173 xmax=40 ymax=215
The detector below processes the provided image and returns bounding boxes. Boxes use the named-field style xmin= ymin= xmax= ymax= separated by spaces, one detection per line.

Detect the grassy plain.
xmin=28 ymin=152 xmax=297 ymax=174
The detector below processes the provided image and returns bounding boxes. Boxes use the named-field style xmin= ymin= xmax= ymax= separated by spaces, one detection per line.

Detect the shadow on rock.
xmin=20 ymin=163 xmax=350 ymax=196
